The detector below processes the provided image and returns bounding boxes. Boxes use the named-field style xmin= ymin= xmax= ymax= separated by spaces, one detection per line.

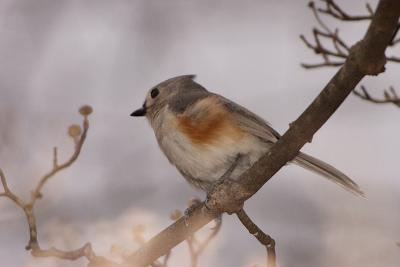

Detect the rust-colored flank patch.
xmin=177 ymin=96 xmax=244 ymax=145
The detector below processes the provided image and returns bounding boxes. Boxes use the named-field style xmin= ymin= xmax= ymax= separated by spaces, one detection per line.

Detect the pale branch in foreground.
xmin=122 ymin=1 xmax=400 ymax=267
xmin=129 ymin=224 xmax=171 ymax=267
xmin=183 ymin=199 xmax=223 ymax=267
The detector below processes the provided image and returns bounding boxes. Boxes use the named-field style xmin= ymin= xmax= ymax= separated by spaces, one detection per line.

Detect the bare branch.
xmin=302 ymin=1 xmax=400 ymax=70
xmin=124 ymin=2 xmax=400 ymax=266
xmin=354 ymin=86 xmax=400 ymax=107
xmin=236 ymin=209 xmax=275 ymax=267
xmin=387 ymin=55 xmax=400 ymax=62
xmin=30 ymin=114 xmax=90 ymax=206
xmin=301 ymin=61 xmax=345 ymax=69
xmin=31 ymin=243 xmax=96 ymax=261
xmin=53 ymin=147 xmax=58 ymax=169
xmin=316 ymin=0 xmax=373 ymax=21
xmin=0 ymin=106 xmax=120 ymax=267
xmin=299 ymin=3 xmax=351 ymax=69
xmin=0 ymin=169 xmax=25 ymax=207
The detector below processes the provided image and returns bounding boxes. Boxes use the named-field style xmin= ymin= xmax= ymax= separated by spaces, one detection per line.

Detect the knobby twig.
xmin=123 ymin=1 xmax=400 ymax=266
xmin=0 ymin=106 xmax=118 ymax=266
xmin=317 ymin=0 xmax=372 ymax=21
xmin=236 ymin=209 xmax=275 ymax=267
xmin=301 ymin=0 xmax=400 ymax=108
xmin=301 ymin=0 xmax=400 ymax=69
xmin=353 ymin=86 xmax=400 ymax=107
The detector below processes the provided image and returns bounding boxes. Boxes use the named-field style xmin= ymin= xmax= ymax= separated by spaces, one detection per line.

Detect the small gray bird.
xmin=131 ymin=75 xmax=363 ymax=196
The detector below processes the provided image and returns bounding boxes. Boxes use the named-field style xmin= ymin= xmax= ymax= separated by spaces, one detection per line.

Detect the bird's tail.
xmin=293 ymin=152 xmax=364 ymax=197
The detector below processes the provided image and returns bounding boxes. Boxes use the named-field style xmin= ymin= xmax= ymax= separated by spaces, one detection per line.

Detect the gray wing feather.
xmin=215 ymin=94 xmax=364 ymax=197
xmin=215 ymin=94 xmax=280 ymax=143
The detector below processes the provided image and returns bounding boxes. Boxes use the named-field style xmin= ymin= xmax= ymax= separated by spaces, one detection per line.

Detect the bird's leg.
xmin=184 ymin=198 xmax=203 ymax=222
xmin=184 ymin=155 xmax=243 ymax=225
xmin=205 ymin=154 xmax=243 ymax=210
xmin=217 ymin=153 xmax=244 ymax=186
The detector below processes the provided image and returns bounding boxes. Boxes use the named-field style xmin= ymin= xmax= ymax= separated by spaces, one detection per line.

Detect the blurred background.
xmin=0 ymin=0 xmax=399 ymax=266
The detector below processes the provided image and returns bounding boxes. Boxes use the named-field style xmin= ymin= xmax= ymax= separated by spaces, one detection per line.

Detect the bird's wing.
xmin=214 ymin=94 xmax=280 ymax=143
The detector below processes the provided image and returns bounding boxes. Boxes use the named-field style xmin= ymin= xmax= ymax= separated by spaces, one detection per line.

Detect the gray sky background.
xmin=0 ymin=1 xmax=399 ymax=267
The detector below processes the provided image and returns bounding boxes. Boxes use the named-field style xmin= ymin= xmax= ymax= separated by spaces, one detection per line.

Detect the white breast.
xmin=150 ymin=108 xmax=271 ymax=188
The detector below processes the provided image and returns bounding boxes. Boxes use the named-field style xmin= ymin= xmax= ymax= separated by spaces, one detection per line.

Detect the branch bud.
xmin=68 ymin=125 xmax=82 ymax=138
xmin=79 ymin=105 xmax=93 ymax=116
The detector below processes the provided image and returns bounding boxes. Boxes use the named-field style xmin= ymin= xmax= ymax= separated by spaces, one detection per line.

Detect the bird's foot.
xmin=183 ymin=198 xmax=203 ymax=226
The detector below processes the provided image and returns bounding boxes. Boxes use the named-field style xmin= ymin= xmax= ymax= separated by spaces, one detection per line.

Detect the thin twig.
xmin=301 ymin=61 xmax=345 ymax=69
xmin=317 ymin=0 xmax=372 ymax=21
xmin=300 ymin=2 xmax=352 ymax=69
xmin=353 ymin=86 xmax=400 ymax=107
xmin=186 ymin=217 xmax=222 ymax=267
xmin=0 ymin=106 xmax=118 ymax=266
xmin=30 ymin=116 xmax=89 ymax=207
xmin=236 ymin=209 xmax=276 ymax=267
xmin=302 ymin=1 xmax=400 ymax=70
xmin=387 ymin=55 xmax=400 ymax=62
xmin=0 ymin=169 xmax=25 ymax=207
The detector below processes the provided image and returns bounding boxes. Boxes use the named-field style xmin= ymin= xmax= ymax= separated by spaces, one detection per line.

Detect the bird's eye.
xmin=150 ymin=88 xmax=159 ymax=99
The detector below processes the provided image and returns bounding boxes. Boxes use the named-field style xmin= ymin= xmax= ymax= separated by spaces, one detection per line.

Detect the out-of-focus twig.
xmin=353 ymin=86 xmax=400 ymax=107
xmin=236 ymin=209 xmax=275 ymax=267
xmin=186 ymin=217 xmax=222 ymax=267
xmin=301 ymin=1 xmax=400 ymax=69
xmin=301 ymin=1 xmax=400 ymax=109
xmin=317 ymin=0 xmax=372 ymax=21
xmin=0 ymin=106 xmax=119 ymax=266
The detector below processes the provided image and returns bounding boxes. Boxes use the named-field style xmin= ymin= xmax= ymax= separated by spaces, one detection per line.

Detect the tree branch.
xmin=236 ymin=209 xmax=275 ymax=267
xmin=353 ymin=86 xmax=400 ymax=107
xmin=123 ymin=1 xmax=400 ymax=266
xmin=0 ymin=106 xmax=120 ymax=266
xmin=316 ymin=0 xmax=373 ymax=21
xmin=301 ymin=1 xmax=400 ymax=69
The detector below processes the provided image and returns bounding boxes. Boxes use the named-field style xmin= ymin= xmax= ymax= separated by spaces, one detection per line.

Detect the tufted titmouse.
xmin=131 ymin=75 xmax=363 ymax=196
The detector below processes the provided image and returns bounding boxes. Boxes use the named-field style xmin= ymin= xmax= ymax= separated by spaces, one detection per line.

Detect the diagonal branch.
xmin=123 ymin=1 xmax=400 ymax=266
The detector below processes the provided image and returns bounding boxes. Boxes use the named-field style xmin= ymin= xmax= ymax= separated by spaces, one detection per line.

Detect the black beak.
xmin=130 ymin=105 xmax=146 ymax=117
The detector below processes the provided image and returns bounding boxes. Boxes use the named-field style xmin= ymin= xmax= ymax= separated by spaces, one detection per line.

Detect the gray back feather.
xmin=215 ymin=94 xmax=280 ymax=143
